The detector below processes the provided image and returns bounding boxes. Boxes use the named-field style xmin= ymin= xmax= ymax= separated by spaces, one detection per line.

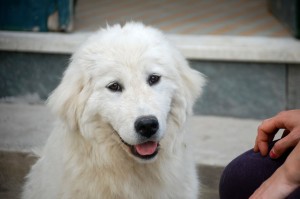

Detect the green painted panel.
xmin=0 ymin=0 xmax=73 ymax=32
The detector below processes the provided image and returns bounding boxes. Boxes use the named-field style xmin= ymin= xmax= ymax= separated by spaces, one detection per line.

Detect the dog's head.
xmin=48 ymin=22 xmax=205 ymax=162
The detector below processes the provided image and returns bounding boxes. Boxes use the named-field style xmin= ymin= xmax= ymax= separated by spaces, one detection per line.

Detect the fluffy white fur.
xmin=22 ymin=22 xmax=205 ymax=199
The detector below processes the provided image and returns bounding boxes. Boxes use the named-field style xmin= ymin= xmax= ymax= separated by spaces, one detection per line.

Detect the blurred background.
xmin=0 ymin=0 xmax=300 ymax=198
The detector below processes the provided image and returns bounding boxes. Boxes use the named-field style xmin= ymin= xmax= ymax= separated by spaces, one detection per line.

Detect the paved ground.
xmin=0 ymin=150 xmax=224 ymax=199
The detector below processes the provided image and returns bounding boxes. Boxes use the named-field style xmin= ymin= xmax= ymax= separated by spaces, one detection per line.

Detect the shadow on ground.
xmin=0 ymin=151 xmax=224 ymax=199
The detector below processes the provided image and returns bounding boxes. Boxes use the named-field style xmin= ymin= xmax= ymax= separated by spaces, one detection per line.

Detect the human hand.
xmin=254 ymin=110 xmax=300 ymax=158
xmin=250 ymin=141 xmax=300 ymax=199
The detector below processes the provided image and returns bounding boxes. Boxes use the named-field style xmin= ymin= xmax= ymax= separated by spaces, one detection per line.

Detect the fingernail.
xmin=269 ymin=150 xmax=278 ymax=159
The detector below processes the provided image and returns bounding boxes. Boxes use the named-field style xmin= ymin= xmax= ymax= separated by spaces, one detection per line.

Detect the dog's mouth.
xmin=131 ymin=141 xmax=159 ymax=159
xmin=119 ymin=137 xmax=159 ymax=160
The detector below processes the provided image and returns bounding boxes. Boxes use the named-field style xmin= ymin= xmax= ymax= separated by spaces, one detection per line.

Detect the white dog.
xmin=22 ymin=22 xmax=205 ymax=199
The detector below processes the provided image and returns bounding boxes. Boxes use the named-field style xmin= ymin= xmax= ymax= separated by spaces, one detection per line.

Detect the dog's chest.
xmin=61 ymin=164 xmax=187 ymax=199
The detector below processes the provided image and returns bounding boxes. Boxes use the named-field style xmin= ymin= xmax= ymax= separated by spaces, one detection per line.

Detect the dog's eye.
xmin=106 ymin=82 xmax=123 ymax=92
xmin=148 ymin=74 xmax=161 ymax=86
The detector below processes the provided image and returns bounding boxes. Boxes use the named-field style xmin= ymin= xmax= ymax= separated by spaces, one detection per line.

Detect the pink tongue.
xmin=135 ymin=141 xmax=158 ymax=156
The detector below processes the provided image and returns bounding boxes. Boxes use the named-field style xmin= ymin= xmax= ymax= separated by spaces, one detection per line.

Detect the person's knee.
xmin=219 ymin=146 xmax=285 ymax=199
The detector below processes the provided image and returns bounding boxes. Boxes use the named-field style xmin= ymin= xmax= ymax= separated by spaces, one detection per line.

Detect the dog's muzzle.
xmin=129 ymin=115 xmax=160 ymax=160
xmin=116 ymin=115 xmax=160 ymax=160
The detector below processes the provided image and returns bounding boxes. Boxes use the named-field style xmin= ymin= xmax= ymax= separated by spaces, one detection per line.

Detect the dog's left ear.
xmin=171 ymin=51 xmax=205 ymax=125
xmin=179 ymin=61 xmax=205 ymax=115
xmin=47 ymin=63 xmax=91 ymax=130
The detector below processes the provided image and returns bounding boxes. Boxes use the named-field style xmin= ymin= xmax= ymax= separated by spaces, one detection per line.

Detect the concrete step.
xmin=0 ymin=102 xmax=261 ymax=166
xmin=1 ymin=31 xmax=300 ymax=63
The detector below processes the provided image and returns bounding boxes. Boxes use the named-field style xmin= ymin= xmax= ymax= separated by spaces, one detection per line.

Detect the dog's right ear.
xmin=47 ymin=63 xmax=91 ymax=130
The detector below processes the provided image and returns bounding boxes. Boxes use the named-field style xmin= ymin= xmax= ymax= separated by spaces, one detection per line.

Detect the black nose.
xmin=135 ymin=116 xmax=159 ymax=138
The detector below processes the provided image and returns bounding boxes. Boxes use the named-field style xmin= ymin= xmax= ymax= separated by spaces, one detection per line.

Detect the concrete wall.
xmin=191 ymin=61 xmax=286 ymax=119
xmin=0 ymin=52 xmax=68 ymax=99
xmin=1 ymin=51 xmax=299 ymax=119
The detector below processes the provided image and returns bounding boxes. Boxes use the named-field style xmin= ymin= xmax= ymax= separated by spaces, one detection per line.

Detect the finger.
xmin=255 ymin=124 xmax=276 ymax=155
xmin=258 ymin=112 xmax=289 ymax=135
xmin=281 ymin=129 xmax=290 ymax=139
xmin=254 ymin=134 xmax=271 ymax=155
xmin=255 ymin=116 xmax=286 ymax=155
xmin=270 ymin=133 xmax=300 ymax=159
xmin=254 ymin=136 xmax=259 ymax=152
xmin=257 ymin=140 xmax=270 ymax=156
xmin=254 ymin=131 xmax=271 ymax=153
xmin=254 ymin=135 xmax=270 ymax=155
